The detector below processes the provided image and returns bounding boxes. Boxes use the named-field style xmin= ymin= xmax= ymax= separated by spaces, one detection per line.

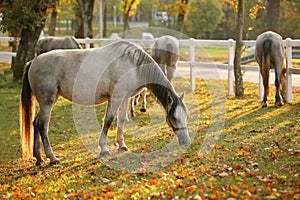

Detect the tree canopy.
xmin=185 ymin=0 xmax=223 ymax=38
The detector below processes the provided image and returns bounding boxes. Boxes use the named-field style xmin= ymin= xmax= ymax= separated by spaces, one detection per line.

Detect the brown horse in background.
xmin=255 ymin=31 xmax=287 ymax=107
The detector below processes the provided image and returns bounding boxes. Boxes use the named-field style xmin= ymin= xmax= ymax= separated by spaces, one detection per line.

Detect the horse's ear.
xmin=167 ymin=91 xmax=174 ymax=112
xmin=180 ymin=93 xmax=185 ymax=100
xmin=167 ymin=91 xmax=173 ymax=105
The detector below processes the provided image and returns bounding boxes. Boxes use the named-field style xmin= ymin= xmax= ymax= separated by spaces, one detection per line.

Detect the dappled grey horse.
xmin=130 ymin=35 xmax=180 ymax=117
xmin=255 ymin=31 xmax=286 ymax=107
xmin=36 ymin=36 xmax=81 ymax=55
xmin=20 ymin=40 xmax=190 ymax=165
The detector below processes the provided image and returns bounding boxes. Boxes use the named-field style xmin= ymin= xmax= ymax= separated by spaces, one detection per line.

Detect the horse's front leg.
xmin=166 ymin=64 xmax=176 ymax=82
xmin=280 ymin=68 xmax=287 ymax=103
xmin=117 ymin=98 xmax=129 ymax=153
xmin=99 ymin=101 xmax=115 ymax=157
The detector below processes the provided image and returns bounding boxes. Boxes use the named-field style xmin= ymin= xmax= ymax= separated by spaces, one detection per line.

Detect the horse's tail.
xmin=20 ymin=60 xmax=35 ymax=160
xmin=261 ymin=39 xmax=272 ymax=95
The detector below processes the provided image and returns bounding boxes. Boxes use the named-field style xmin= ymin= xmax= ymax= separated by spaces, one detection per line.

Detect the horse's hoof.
xmin=50 ymin=158 xmax=60 ymax=166
xmin=140 ymin=108 xmax=146 ymax=112
xmin=99 ymin=151 xmax=111 ymax=157
xmin=35 ymin=158 xmax=45 ymax=166
xmin=275 ymin=102 xmax=284 ymax=106
xmin=262 ymin=102 xmax=267 ymax=108
xmin=131 ymin=113 xmax=136 ymax=118
xmin=118 ymin=146 xmax=128 ymax=153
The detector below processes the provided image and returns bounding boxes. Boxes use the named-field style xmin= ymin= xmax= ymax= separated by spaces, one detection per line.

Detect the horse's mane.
xmin=110 ymin=40 xmax=186 ymax=114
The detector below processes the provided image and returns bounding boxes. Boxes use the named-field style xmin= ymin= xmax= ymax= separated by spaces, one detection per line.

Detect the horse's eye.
xmin=173 ymin=117 xmax=176 ymax=121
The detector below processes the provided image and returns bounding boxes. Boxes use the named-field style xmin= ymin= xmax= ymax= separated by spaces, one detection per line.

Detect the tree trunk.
xmin=13 ymin=27 xmax=43 ymax=81
xmin=233 ymin=0 xmax=244 ymax=97
xmin=267 ymin=0 xmax=280 ymax=33
xmin=103 ymin=0 xmax=107 ymax=37
xmin=48 ymin=5 xmax=57 ymax=36
xmin=122 ymin=12 xmax=129 ymax=38
xmin=176 ymin=0 xmax=188 ymax=32
xmin=75 ymin=9 xmax=84 ymax=38
xmin=76 ymin=0 xmax=95 ymax=39
xmin=10 ymin=38 xmax=18 ymax=72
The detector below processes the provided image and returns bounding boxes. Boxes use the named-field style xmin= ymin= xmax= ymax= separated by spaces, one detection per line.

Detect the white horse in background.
xmin=130 ymin=35 xmax=180 ymax=117
xmin=36 ymin=36 xmax=82 ymax=55
xmin=152 ymin=35 xmax=180 ymax=82
xmin=20 ymin=40 xmax=190 ymax=166
xmin=255 ymin=31 xmax=286 ymax=107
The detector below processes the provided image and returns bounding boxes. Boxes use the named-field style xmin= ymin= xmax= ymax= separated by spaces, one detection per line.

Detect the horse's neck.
xmin=146 ymin=83 xmax=170 ymax=109
xmin=140 ymin=64 xmax=176 ymax=110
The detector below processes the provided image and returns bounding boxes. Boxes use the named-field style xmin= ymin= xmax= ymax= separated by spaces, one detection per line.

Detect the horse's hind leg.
xmin=117 ymin=99 xmax=130 ymax=153
xmin=33 ymin=119 xmax=44 ymax=165
xmin=35 ymin=97 xmax=60 ymax=165
xmin=261 ymin=67 xmax=269 ymax=108
xmin=275 ymin=67 xmax=284 ymax=106
xmin=130 ymin=97 xmax=136 ymax=118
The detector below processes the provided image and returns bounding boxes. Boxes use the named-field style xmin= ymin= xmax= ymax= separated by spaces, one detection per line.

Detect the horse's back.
xmin=37 ymin=36 xmax=81 ymax=55
xmin=255 ymin=31 xmax=284 ymax=66
xmin=29 ymin=41 xmax=150 ymax=105
xmin=153 ymin=35 xmax=179 ymax=55
xmin=152 ymin=35 xmax=179 ymax=66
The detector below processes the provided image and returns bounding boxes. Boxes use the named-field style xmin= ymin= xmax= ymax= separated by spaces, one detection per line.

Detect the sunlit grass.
xmin=1 ymin=63 xmax=300 ymax=198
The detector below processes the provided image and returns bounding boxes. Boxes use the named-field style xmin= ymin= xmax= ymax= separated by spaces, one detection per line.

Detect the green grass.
xmin=0 ymin=65 xmax=299 ymax=199
xmin=180 ymin=46 xmax=228 ymax=63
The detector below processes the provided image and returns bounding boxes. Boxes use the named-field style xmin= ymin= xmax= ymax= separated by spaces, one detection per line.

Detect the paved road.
xmin=175 ymin=65 xmax=300 ymax=88
xmin=1 ymin=55 xmax=299 ymax=88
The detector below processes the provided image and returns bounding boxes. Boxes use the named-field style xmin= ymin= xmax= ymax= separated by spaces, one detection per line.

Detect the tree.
xmin=76 ymin=0 xmax=95 ymax=38
xmin=0 ymin=0 xmax=56 ymax=81
xmin=233 ymin=0 xmax=244 ymax=97
xmin=175 ymin=0 xmax=188 ymax=32
xmin=266 ymin=0 xmax=280 ymax=32
xmin=185 ymin=0 xmax=223 ymax=38
xmin=280 ymin=0 xmax=300 ymax=38
xmin=117 ymin=0 xmax=141 ymax=38
xmin=48 ymin=4 xmax=58 ymax=36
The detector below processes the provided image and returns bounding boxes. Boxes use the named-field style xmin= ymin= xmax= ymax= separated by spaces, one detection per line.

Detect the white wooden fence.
xmin=1 ymin=37 xmax=300 ymax=102
xmin=76 ymin=37 xmax=300 ymax=103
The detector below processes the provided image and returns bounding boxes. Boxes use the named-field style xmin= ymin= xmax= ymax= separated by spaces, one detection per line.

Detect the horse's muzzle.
xmin=177 ymin=131 xmax=191 ymax=145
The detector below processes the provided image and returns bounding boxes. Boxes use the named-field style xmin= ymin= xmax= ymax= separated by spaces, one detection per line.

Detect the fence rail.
xmin=1 ymin=37 xmax=300 ymax=102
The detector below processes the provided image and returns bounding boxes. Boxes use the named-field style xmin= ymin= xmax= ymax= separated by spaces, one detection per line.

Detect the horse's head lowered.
xmin=166 ymin=92 xmax=191 ymax=145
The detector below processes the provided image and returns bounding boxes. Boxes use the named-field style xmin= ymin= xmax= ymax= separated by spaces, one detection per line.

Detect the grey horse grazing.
xmin=36 ymin=36 xmax=82 ymax=55
xmin=20 ymin=40 xmax=190 ymax=166
xmin=255 ymin=31 xmax=287 ymax=107
xmin=152 ymin=35 xmax=180 ymax=82
xmin=130 ymin=35 xmax=180 ymax=117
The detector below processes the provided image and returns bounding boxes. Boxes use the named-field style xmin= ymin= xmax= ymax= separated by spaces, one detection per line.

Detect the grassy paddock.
xmin=0 ymin=64 xmax=299 ymax=199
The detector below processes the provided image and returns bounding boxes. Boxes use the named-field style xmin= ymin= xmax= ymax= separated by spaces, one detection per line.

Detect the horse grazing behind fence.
xmin=130 ymin=35 xmax=180 ymax=117
xmin=20 ymin=40 xmax=190 ymax=165
xmin=152 ymin=35 xmax=180 ymax=82
xmin=37 ymin=36 xmax=82 ymax=55
xmin=255 ymin=31 xmax=287 ymax=107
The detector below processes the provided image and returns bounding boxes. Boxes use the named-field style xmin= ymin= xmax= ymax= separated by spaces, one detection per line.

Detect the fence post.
xmin=189 ymin=38 xmax=196 ymax=91
xmin=227 ymin=39 xmax=234 ymax=95
xmin=285 ymin=38 xmax=293 ymax=103
xmin=85 ymin=37 xmax=90 ymax=49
